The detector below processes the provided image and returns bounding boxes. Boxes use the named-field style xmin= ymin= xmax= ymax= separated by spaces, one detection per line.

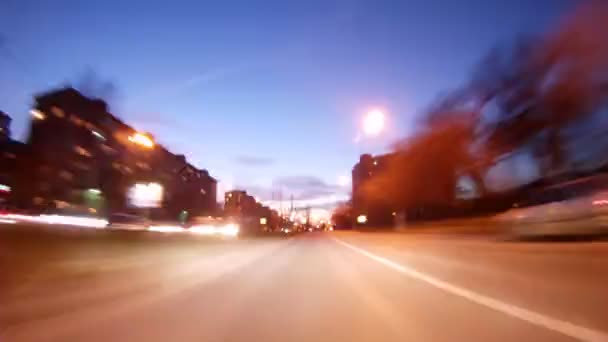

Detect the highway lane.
xmin=1 ymin=226 xmax=607 ymax=341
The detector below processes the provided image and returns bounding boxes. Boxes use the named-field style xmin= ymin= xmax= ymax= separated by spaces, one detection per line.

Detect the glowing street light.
xmin=128 ymin=132 xmax=155 ymax=148
xmin=363 ymin=109 xmax=385 ymax=136
xmin=356 ymin=214 xmax=368 ymax=224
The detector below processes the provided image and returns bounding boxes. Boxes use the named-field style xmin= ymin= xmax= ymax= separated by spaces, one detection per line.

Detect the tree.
xmin=74 ymin=68 xmax=120 ymax=109
xmin=331 ymin=201 xmax=353 ymax=229
xmin=475 ymin=2 xmax=608 ymax=176
xmin=361 ymin=108 xmax=479 ymax=213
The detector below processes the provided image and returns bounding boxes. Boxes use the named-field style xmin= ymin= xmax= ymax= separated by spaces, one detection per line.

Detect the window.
xmin=51 ymin=106 xmax=65 ymax=118
xmin=59 ymin=170 xmax=73 ymax=181
xmin=136 ymin=161 xmax=150 ymax=170
xmin=73 ymin=161 xmax=90 ymax=170
xmin=101 ymin=144 xmax=115 ymax=154
xmin=74 ymin=145 xmax=92 ymax=157
xmin=70 ymin=115 xmax=84 ymax=126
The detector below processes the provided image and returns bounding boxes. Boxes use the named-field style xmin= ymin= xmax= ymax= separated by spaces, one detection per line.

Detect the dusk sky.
xmin=1 ymin=0 xmax=576 ymax=210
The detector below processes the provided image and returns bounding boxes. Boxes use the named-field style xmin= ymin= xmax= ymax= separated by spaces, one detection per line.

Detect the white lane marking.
xmin=335 ymin=238 xmax=608 ymax=342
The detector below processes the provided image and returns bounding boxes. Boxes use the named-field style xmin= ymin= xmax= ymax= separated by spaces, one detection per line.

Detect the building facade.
xmin=224 ymin=190 xmax=278 ymax=233
xmin=351 ymin=153 xmax=396 ymax=227
xmin=0 ymin=111 xmax=10 ymax=142
xmin=0 ymin=111 xmax=26 ymax=206
xmin=13 ymin=87 xmax=217 ymax=218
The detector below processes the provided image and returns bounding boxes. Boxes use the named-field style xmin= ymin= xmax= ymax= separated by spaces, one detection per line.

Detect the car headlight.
xmin=190 ymin=225 xmax=216 ymax=235
xmin=220 ymin=223 xmax=239 ymax=237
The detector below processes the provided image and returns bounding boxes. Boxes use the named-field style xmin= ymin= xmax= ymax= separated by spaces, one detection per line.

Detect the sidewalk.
xmin=394 ymin=217 xmax=504 ymax=236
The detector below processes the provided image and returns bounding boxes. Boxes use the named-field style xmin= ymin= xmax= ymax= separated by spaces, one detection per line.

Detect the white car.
xmin=496 ymin=175 xmax=608 ymax=237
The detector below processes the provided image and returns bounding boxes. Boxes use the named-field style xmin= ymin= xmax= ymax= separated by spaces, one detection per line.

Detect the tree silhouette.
xmin=74 ymin=67 xmax=120 ymax=109
xmin=476 ymin=2 xmax=608 ymax=176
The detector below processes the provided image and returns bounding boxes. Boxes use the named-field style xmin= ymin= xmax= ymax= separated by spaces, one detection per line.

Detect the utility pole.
xmin=305 ymin=206 xmax=311 ymax=229
xmin=279 ymin=188 xmax=283 ymax=217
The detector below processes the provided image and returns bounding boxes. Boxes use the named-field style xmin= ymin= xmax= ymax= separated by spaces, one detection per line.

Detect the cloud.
xmin=272 ymin=175 xmax=344 ymax=201
xmin=273 ymin=176 xmax=337 ymax=191
xmin=235 ymin=155 xmax=275 ymax=166
xmin=130 ymin=66 xmax=243 ymax=101
xmin=235 ymin=175 xmax=349 ymax=211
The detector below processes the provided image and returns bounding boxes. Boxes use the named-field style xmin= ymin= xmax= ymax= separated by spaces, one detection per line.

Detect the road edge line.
xmin=334 ymin=238 xmax=608 ymax=342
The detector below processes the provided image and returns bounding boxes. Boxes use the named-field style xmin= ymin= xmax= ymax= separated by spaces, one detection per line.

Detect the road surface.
xmin=1 ymin=225 xmax=608 ymax=341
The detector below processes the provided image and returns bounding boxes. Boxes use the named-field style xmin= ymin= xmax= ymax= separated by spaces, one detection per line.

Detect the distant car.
xmin=496 ymin=175 xmax=608 ymax=237
xmin=107 ymin=213 xmax=149 ymax=230
xmin=186 ymin=216 xmax=240 ymax=237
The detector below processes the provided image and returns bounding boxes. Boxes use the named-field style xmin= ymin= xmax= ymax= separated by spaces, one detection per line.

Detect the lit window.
xmin=51 ymin=106 xmax=65 ymax=118
xmin=92 ymin=130 xmax=106 ymax=141
xmin=73 ymin=162 xmax=90 ymax=170
xmin=54 ymin=200 xmax=70 ymax=209
xmin=30 ymin=109 xmax=45 ymax=120
xmin=74 ymin=146 xmax=92 ymax=157
xmin=101 ymin=144 xmax=114 ymax=154
xmin=71 ymin=116 xmax=84 ymax=126
xmin=59 ymin=170 xmax=73 ymax=180
xmin=136 ymin=161 xmax=150 ymax=170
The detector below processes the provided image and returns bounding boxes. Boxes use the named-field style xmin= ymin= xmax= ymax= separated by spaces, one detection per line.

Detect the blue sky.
xmin=0 ymin=0 xmax=576 ymax=209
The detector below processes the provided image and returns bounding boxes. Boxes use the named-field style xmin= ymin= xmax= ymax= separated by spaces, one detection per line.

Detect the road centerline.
xmin=334 ymin=238 xmax=608 ymax=342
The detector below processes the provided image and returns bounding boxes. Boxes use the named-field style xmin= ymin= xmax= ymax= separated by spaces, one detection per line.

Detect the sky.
xmin=0 ymin=0 xmax=577 ymax=211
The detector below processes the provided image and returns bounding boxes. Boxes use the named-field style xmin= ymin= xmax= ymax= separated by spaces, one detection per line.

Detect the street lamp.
xmin=128 ymin=132 xmax=155 ymax=148
xmin=362 ymin=109 xmax=385 ymax=136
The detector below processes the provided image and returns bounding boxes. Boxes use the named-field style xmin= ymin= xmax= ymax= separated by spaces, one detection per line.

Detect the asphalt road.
xmin=1 ymin=225 xmax=608 ymax=342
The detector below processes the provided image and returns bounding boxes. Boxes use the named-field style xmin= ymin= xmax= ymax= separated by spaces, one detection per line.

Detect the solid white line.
xmin=335 ymin=238 xmax=608 ymax=342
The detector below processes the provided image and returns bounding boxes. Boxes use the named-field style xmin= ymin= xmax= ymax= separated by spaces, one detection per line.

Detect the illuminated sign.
xmin=127 ymin=183 xmax=163 ymax=208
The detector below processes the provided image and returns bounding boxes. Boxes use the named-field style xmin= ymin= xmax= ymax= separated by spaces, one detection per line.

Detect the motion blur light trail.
xmin=0 ymin=213 xmax=108 ymax=228
xmin=39 ymin=215 xmax=108 ymax=228
xmin=148 ymin=225 xmax=185 ymax=233
xmin=189 ymin=224 xmax=239 ymax=237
